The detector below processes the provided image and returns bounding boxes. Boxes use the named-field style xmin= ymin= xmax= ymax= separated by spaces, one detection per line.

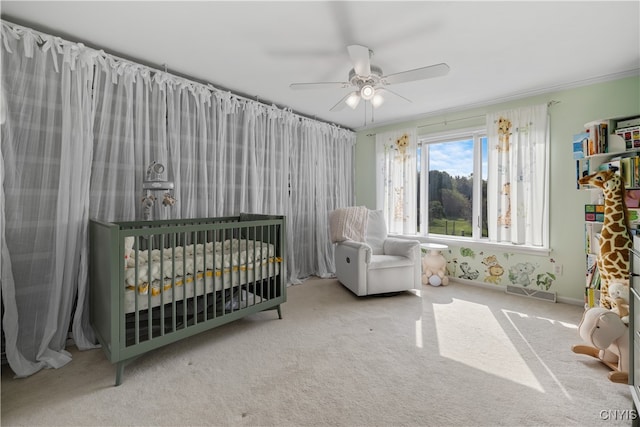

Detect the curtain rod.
xmin=366 ymin=100 xmax=560 ymax=136
xmin=1 ymin=18 xmax=354 ymax=133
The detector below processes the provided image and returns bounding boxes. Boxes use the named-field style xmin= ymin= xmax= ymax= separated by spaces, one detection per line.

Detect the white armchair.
xmin=333 ymin=209 xmax=421 ymax=296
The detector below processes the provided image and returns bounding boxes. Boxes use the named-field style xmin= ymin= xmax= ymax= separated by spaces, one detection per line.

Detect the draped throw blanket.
xmin=329 ymin=206 xmax=369 ymax=243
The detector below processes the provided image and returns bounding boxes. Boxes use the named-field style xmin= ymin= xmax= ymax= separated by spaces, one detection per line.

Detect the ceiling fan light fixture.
xmin=360 ymin=85 xmax=375 ymax=100
xmin=371 ymin=93 xmax=385 ymax=108
xmin=345 ymin=92 xmax=361 ymax=109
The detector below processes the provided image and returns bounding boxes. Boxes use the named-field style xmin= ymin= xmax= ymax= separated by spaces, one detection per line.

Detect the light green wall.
xmin=355 ymin=75 xmax=640 ymax=304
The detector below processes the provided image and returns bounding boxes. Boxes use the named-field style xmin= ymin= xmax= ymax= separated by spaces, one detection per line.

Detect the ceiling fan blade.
xmin=290 ymin=82 xmax=351 ymax=91
xmin=383 ymin=63 xmax=450 ymax=85
xmin=330 ymin=91 xmax=359 ymax=111
xmin=330 ymin=95 xmax=349 ymax=112
xmin=347 ymin=44 xmax=371 ymax=76
xmin=376 ymin=87 xmax=412 ymax=104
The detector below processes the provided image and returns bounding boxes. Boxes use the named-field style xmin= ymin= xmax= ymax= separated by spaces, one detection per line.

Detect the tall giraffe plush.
xmin=578 ymin=169 xmax=632 ymax=309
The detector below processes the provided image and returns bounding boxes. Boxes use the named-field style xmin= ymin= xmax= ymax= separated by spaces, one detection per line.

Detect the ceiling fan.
xmin=289 ymin=44 xmax=450 ymax=112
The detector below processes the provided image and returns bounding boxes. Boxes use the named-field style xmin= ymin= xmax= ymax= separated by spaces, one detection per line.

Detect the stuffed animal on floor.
xmin=607 ymin=282 xmax=630 ymax=325
xmin=422 ymin=252 xmax=449 ymax=287
xmin=571 ymin=307 xmax=629 ymax=383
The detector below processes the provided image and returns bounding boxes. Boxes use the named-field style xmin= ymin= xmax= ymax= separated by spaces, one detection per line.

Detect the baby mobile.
xmin=141 ymin=161 xmax=176 ymax=220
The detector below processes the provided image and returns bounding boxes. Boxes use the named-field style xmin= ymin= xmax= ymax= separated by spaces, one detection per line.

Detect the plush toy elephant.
xmin=571 ymin=307 xmax=629 ymax=383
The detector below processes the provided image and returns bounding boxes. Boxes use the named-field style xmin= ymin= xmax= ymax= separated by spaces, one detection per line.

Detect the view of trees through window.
xmin=417 ymin=135 xmax=488 ymax=238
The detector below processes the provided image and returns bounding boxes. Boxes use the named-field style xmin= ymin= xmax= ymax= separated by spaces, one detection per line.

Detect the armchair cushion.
xmin=365 ymin=210 xmax=387 ymax=255
xmin=369 ymin=255 xmax=415 ymax=270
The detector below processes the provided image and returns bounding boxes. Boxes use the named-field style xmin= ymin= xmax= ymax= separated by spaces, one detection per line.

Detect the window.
xmin=377 ymin=104 xmax=549 ymax=248
xmin=417 ymin=129 xmax=488 ymax=239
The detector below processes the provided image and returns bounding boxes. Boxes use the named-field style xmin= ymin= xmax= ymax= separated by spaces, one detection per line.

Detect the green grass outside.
xmin=429 ymin=218 xmax=473 ymax=237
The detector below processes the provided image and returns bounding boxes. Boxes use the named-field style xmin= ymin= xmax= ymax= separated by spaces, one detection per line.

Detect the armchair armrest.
xmin=336 ymin=240 xmax=372 ymax=264
xmin=383 ymin=238 xmax=421 ymax=260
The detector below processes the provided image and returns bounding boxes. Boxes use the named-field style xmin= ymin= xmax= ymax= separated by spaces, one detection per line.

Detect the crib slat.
xmin=134 ymin=237 xmax=140 ymax=345
xmin=147 ymin=232 xmax=152 ymax=341
xmin=159 ymin=233 xmax=165 ymax=337
xmin=171 ymin=233 xmax=177 ymax=333
xmin=192 ymin=231 xmax=198 ymax=326
xmin=181 ymin=233 xmax=187 ymax=329
xmin=221 ymin=232 xmax=226 ymax=315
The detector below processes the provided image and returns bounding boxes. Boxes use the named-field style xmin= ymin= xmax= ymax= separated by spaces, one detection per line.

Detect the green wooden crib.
xmin=89 ymin=214 xmax=286 ymax=386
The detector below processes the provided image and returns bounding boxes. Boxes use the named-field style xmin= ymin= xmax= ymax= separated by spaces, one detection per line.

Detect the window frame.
xmin=418 ymin=126 xmax=487 ymax=242
xmin=410 ymin=124 xmax=550 ymax=255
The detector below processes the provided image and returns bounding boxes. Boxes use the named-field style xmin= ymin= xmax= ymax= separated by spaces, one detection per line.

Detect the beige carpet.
xmin=1 ymin=278 xmax=634 ymax=426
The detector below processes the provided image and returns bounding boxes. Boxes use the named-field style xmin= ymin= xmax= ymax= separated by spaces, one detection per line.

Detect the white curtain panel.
xmin=375 ymin=128 xmax=417 ymax=234
xmin=486 ymin=104 xmax=549 ymax=246
xmin=1 ymin=23 xmax=96 ymax=376
xmin=288 ymin=121 xmax=356 ymax=282
xmin=0 ymin=20 xmax=355 ymax=378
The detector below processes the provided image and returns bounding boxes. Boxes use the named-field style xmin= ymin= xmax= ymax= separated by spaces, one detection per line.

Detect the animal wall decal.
xmin=482 ymin=255 xmax=505 ymax=284
xmin=455 ymin=248 xmax=556 ymax=291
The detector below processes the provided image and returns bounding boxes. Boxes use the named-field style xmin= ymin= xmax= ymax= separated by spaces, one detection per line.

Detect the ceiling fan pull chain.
xmin=363 ymin=102 xmax=367 ymax=127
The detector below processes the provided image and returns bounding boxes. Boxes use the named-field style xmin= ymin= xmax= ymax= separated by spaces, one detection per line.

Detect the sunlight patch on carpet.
xmin=433 ymin=298 xmax=544 ymax=392
xmin=502 ymin=310 xmax=573 ymax=399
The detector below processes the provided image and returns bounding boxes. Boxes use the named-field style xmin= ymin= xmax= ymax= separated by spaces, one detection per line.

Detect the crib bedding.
xmin=124 ymin=259 xmax=280 ymax=313
xmin=124 ymin=238 xmax=281 ymax=313
xmin=124 ymin=238 xmax=277 ymax=286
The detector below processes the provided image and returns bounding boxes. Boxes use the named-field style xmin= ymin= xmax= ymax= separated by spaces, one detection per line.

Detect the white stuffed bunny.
xmin=607 ymin=282 xmax=630 ymax=325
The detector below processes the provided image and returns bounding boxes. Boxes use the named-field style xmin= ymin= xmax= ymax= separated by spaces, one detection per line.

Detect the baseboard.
xmin=449 ymin=278 xmax=584 ymax=306
xmin=451 ymin=277 xmax=506 ymax=292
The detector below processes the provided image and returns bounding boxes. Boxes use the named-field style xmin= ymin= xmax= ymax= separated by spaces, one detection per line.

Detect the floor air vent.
xmin=505 ymin=285 xmax=557 ymax=303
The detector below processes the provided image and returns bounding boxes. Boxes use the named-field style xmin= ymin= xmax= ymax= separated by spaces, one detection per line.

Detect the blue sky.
xmin=420 ymin=138 xmax=488 ymax=178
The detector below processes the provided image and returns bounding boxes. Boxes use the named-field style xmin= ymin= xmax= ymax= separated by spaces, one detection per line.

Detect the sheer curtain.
xmin=375 ymin=128 xmax=417 ymax=234
xmin=486 ymin=104 xmax=549 ymax=246
xmin=288 ymin=120 xmax=356 ymax=281
xmin=1 ymin=23 xmax=97 ymax=375
xmin=1 ymin=20 xmax=355 ymax=378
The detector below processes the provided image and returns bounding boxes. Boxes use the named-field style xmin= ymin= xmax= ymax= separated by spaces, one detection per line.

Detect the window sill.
xmin=389 ymin=234 xmax=551 ymax=256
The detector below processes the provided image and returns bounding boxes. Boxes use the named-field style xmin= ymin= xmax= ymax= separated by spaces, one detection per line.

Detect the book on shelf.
xmin=621 ymin=157 xmax=634 ymax=187
xmin=586 ymin=253 xmax=597 ymax=273
xmin=576 ymin=158 xmax=590 ymax=188
xmin=573 ymin=132 xmax=589 ymax=159
xmin=586 ymin=123 xmax=608 ymax=155
xmin=629 ymin=208 xmax=640 ymax=225
xmin=598 ymin=155 xmax=640 ymax=180
xmin=584 ymin=258 xmax=601 ymax=308
xmin=610 ymin=154 xmax=640 ymax=187
xmin=627 ymin=189 xmax=640 ymax=208
xmin=585 ymin=287 xmax=601 ymax=309
xmin=598 ymin=158 xmax=620 ymax=175
xmin=584 ymin=225 xmax=600 ymax=256
xmin=616 ymin=125 xmax=640 ymax=150
xmin=616 ymin=116 xmax=640 ymax=129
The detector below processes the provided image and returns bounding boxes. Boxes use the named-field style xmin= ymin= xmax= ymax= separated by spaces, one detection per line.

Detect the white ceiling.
xmin=2 ymin=1 xmax=639 ymax=131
